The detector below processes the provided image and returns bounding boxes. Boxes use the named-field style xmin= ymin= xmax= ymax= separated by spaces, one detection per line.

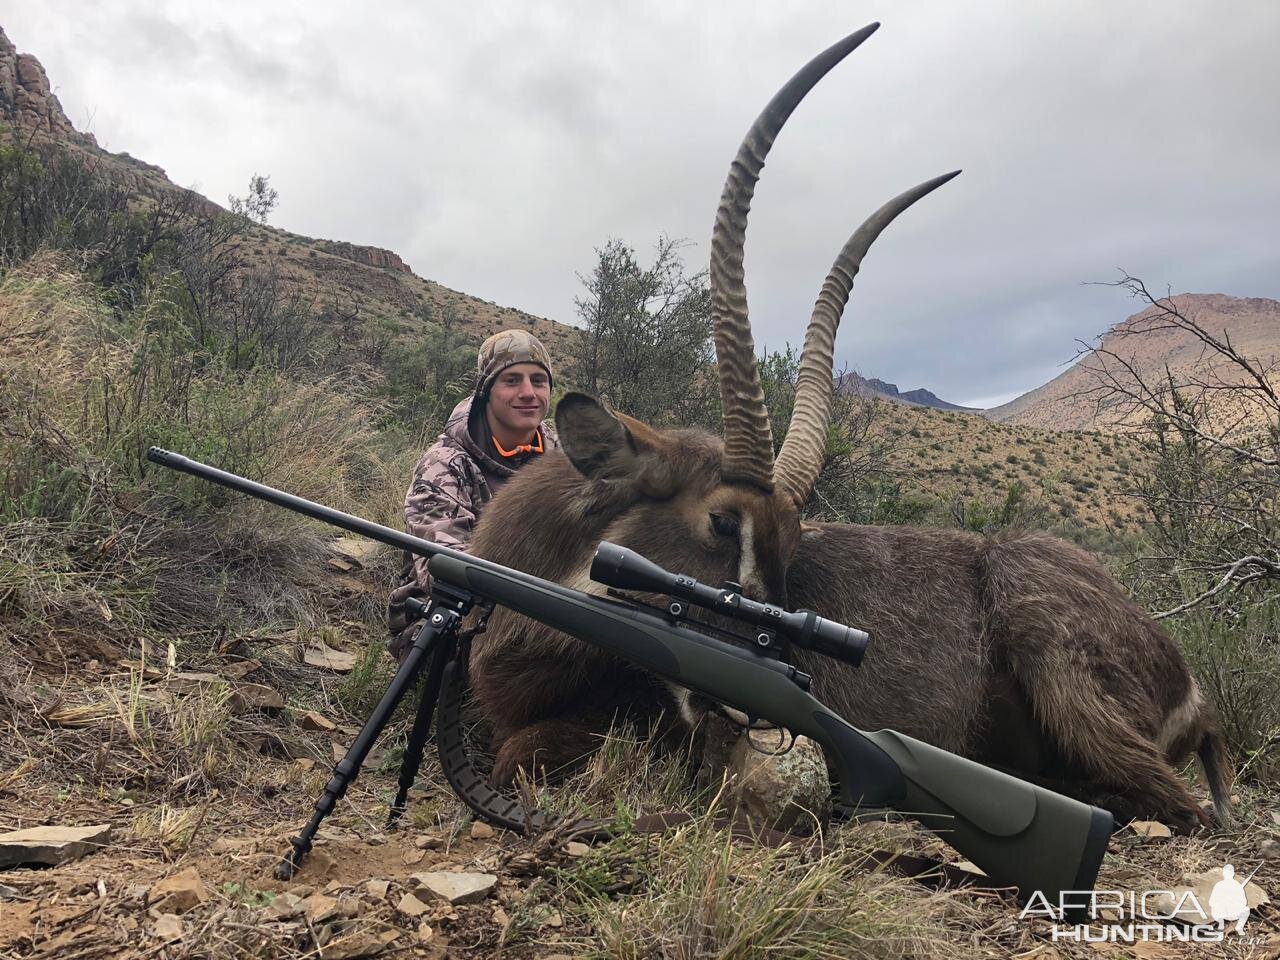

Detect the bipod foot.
xmin=273 ymin=836 xmax=311 ymax=881
xmin=386 ymin=799 xmax=408 ymax=831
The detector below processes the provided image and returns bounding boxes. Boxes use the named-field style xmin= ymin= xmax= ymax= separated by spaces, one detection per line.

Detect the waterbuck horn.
xmin=773 ymin=169 xmax=962 ymax=507
xmin=712 ymin=23 xmax=880 ymax=493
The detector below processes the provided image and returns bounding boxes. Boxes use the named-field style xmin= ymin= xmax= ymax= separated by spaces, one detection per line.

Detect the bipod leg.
xmin=387 ymin=627 xmax=455 ymax=827
xmin=273 ymin=604 xmax=462 ymax=880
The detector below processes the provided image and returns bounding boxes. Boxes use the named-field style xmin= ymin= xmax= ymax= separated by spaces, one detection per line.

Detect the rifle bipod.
xmin=273 ymin=590 xmax=569 ymax=880
xmin=273 ymin=593 xmax=467 ymax=881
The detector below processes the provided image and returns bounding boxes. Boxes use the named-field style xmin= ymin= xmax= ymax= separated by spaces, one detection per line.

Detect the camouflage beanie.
xmin=473 ymin=329 xmax=554 ymax=402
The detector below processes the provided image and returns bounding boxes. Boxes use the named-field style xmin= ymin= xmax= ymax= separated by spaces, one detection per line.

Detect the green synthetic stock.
xmin=143 ymin=447 xmax=1110 ymax=904
xmin=428 ymin=553 xmax=1113 ymax=903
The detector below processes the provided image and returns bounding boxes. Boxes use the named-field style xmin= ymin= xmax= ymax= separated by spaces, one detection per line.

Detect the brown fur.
xmin=467 ymin=396 xmax=1233 ymax=831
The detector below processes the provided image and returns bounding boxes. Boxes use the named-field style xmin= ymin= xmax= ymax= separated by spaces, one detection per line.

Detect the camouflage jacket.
xmin=387 ymin=397 xmax=558 ymax=654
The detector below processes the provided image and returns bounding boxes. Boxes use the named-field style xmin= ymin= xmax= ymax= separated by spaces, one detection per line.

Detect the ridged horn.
xmin=773 ymin=170 xmax=962 ymax=507
xmin=712 ymin=23 xmax=881 ymax=492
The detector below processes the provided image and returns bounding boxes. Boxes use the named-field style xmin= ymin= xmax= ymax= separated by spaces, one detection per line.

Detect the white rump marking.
xmin=1158 ymin=680 xmax=1204 ymax=753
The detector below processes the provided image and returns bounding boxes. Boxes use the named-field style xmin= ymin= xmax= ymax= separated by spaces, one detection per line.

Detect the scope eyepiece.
xmin=794 ymin=608 xmax=869 ymax=667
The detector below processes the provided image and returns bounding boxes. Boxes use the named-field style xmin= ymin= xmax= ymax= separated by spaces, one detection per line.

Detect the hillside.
xmin=986 ymin=293 xmax=1280 ymax=431
xmin=867 ymin=402 xmax=1154 ymax=531
xmin=0 ymin=26 xmax=579 ymax=364
xmin=0 ymin=23 xmax=1181 ymax=535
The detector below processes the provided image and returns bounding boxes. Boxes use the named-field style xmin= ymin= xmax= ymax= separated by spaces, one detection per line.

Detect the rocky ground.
xmin=2 ymin=545 xmax=1279 ymax=959
xmin=3 ymin=644 xmax=1279 ymax=959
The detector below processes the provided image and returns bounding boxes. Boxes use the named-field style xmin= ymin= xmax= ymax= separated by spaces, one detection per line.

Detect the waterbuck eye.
xmin=710 ymin=512 xmax=740 ymax=539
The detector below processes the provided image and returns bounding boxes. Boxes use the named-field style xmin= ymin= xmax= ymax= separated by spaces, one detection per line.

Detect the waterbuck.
xmin=465 ymin=25 xmax=1232 ymax=833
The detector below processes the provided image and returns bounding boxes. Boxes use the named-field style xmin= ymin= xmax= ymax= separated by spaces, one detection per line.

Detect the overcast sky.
xmin=8 ymin=2 xmax=1279 ymax=407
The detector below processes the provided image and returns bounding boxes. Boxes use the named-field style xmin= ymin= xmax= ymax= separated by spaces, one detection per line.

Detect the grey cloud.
xmin=6 ymin=1 xmax=1279 ymax=409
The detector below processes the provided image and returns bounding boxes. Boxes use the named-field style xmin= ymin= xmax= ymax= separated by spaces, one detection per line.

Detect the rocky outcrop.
xmin=0 ymin=27 xmax=95 ymax=146
xmin=317 ymin=240 xmax=412 ymax=274
xmin=837 ymin=372 xmax=975 ymax=411
xmin=898 ymin=387 xmax=976 ymax=411
xmin=0 ymin=24 xmax=576 ymax=363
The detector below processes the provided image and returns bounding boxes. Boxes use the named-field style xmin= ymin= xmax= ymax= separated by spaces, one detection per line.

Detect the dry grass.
xmin=548 ymin=810 xmax=962 ymax=960
xmin=0 ymin=257 xmax=411 ymax=656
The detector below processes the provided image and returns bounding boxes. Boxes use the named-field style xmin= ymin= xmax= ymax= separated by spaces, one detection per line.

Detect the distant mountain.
xmin=0 ymin=27 xmax=578 ymax=361
xmin=838 ymin=372 xmax=978 ymax=412
xmin=985 ymin=294 xmax=1280 ymax=431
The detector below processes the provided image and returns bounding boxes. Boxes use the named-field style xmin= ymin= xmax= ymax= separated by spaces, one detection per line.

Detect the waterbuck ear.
xmin=800 ymin=521 xmax=824 ymax=542
xmin=555 ymin=393 xmax=670 ymax=489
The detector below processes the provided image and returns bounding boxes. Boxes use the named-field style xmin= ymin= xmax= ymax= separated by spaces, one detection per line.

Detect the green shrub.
xmin=1167 ymin=602 xmax=1280 ymax=784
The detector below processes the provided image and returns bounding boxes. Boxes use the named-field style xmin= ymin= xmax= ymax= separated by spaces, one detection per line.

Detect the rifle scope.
xmin=590 ymin=541 xmax=869 ymax=668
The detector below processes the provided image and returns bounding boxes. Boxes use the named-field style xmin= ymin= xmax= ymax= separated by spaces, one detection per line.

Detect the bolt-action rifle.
xmin=147 ymin=447 xmax=1112 ymax=903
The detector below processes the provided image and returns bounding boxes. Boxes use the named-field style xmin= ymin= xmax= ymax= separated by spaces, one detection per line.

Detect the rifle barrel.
xmin=147 ymin=446 xmax=465 ymax=565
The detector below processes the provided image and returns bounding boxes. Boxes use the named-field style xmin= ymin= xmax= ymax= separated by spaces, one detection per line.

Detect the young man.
xmin=387 ymin=329 xmax=558 ymax=657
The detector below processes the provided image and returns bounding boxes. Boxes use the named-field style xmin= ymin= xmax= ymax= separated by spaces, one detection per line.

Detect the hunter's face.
xmin=487 ymin=363 xmax=550 ymax=439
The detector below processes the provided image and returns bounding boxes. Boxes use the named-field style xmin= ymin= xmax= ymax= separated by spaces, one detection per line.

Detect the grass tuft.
xmin=552 ymin=808 xmax=956 ymax=960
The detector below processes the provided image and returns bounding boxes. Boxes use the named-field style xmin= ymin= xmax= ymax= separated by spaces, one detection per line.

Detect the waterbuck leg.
xmin=1002 ymin=674 xmax=1207 ymax=830
xmin=982 ymin=537 xmax=1212 ymax=832
xmin=489 ymin=717 xmax=607 ymax=787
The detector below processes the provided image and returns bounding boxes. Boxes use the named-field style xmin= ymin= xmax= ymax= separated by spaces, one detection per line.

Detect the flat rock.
xmin=469 ymin=821 xmax=495 ymax=840
xmin=414 ymin=834 xmax=443 ymax=850
xmin=0 ymin=824 xmax=112 ymax=867
xmin=304 ymin=643 xmax=358 ymax=673
xmin=303 ymin=892 xmax=341 ymax=923
xmin=147 ymin=866 xmax=209 ymax=914
xmin=264 ymin=891 xmax=304 ymax=920
xmin=152 ymin=914 xmax=185 ymax=941
xmin=218 ymin=659 xmax=261 ymax=680
xmin=397 ymin=892 xmax=431 ymax=918
xmin=410 ymin=871 xmax=498 ymax=905
xmin=364 ymin=879 xmax=389 ymax=900
xmin=0 ymin=883 xmax=20 ymax=900
xmin=297 ymin=710 xmax=336 ymax=732
xmin=163 ymin=671 xmax=224 ymax=689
